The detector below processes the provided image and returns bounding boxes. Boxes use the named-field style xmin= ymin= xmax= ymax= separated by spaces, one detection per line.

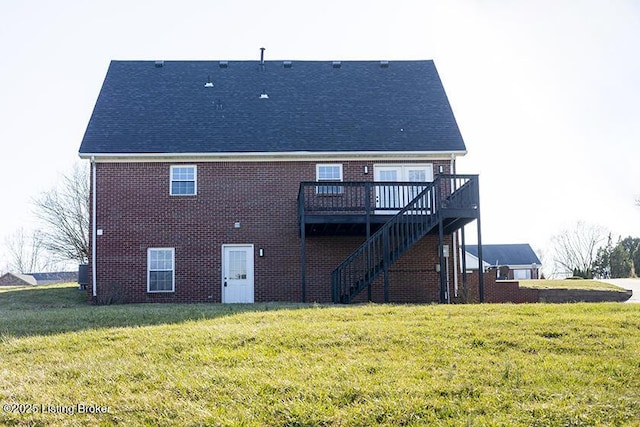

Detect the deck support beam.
xmin=438 ymin=219 xmax=447 ymax=303
xmin=365 ymin=184 xmax=372 ymax=301
xmin=299 ymin=191 xmax=306 ymax=303
xmin=382 ymin=229 xmax=390 ymax=302
xmin=476 ymin=211 xmax=484 ymax=303
xmin=473 ymin=175 xmax=484 ymax=303
xmin=460 ymin=226 xmax=468 ymax=300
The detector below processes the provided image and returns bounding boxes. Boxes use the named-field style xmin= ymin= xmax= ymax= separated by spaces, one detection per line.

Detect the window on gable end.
xmin=316 ymin=164 xmax=343 ymax=195
xmin=170 ymin=165 xmax=197 ymax=196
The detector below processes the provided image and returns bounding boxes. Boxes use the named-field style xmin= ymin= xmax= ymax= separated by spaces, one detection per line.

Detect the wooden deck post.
xmin=438 ymin=218 xmax=447 ymax=303
xmin=365 ymin=183 xmax=372 ymax=301
xmin=383 ymin=229 xmax=390 ymax=302
xmin=299 ymin=187 xmax=306 ymax=303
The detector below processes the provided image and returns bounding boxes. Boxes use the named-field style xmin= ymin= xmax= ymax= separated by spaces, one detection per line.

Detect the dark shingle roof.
xmin=466 ymin=244 xmax=542 ymax=266
xmin=28 ymin=272 xmax=78 ymax=282
xmin=79 ymin=60 xmax=466 ymax=155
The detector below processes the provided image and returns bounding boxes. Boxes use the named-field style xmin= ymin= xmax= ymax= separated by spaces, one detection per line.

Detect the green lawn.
xmin=1 ymin=283 xmax=639 ymax=426
xmin=519 ymin=279 xmax=628 ymax=291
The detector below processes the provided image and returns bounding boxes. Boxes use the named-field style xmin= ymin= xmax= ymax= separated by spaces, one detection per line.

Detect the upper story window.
xmin=316 ymin=164 xmax=343 ymax=195
xmin=170 ymin=165 xmax=197 ymax=196
xmin=148 ymin=248 xmax=175 ymax=292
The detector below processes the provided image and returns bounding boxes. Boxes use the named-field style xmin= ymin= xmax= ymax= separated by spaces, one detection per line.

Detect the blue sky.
xmin=1 ymin=0 xmax=639 ymax=271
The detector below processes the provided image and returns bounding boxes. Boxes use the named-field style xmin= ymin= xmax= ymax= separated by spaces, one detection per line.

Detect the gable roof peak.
xmin=79 ymin=59 xmax=467 ymax=156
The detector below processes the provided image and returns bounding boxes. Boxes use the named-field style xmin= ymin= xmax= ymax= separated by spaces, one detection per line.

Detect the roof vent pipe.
xmin=260 ymin=47 xmax=265 ymax=65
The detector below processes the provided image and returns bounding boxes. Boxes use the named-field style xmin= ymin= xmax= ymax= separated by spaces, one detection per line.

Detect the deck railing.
xmin=298 ymin=175 xmax=478 ymax=217
xmin=298 ymin=181 xmax=437 ymax=216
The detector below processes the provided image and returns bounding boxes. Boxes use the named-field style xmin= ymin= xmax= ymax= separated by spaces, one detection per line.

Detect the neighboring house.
xmin=29 ymin=271 xmax=79 ymax=285
xmin=0 ymin=271 xmax=78 ymax=287
xmin=0 ymin=272 xmax=37 ymax=286
xmin=466 ymin=244 xmax=542 ymax=280
xmin=78 ymin=56 xmax=483 ymax=304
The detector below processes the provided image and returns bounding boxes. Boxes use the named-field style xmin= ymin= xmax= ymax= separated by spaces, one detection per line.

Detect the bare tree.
xmin=0 ymin=254 xmax=11 ymax=275
xmin=4 ymin=228 xmax=55 ymax=273
xmin=32 ymin=163 xmax=90 ymax=263
xmin=551 ymin=221 xmax=607 ymax=278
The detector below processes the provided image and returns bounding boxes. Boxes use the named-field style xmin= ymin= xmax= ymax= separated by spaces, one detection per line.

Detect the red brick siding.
xmin=463 ymin=272 xmax=540 ymax=303
xmin=89 ymin=159 xmax=455 ymax=304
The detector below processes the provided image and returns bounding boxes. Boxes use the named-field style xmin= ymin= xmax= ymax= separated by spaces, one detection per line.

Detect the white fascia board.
xmin=78 ymin=150 xmax=468 ymax=163
xmin=508 ymin=264 xmax=542 ymax=269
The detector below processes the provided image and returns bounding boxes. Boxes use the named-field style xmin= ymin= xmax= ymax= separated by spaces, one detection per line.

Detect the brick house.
xmin=78 ymin=57 xmax=484 ymax=304
xmin=466 ymin=244 xmax=542 ymax=280
xmin=0 ymin=271 xmax=78 ymax=287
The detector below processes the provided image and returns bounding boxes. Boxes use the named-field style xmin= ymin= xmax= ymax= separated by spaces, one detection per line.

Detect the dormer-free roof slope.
xmin=79 ymin=60 xmax=466 ymax=155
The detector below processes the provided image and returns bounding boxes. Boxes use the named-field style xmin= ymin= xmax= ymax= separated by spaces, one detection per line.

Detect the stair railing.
xmin=331 ymin=180 xmax=439 ymax=303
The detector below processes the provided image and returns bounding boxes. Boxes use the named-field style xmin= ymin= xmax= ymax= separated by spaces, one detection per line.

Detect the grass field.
xmin=1 ymin=283 xmax=639 ymax=426
xmin=518 ymin=279 xmax=628 ymax=291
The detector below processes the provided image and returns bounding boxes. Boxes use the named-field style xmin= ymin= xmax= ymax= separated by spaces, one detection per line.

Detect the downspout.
xmin=451 ymin=153 xmax=459 ymax=298
xmin=91 ymin=156 xmax=97 ymax=304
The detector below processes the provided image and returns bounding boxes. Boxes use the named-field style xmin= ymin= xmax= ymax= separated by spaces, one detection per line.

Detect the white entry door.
xmin=222 ymin=245 xmax=254 ymax=303
xmin=374 ymin=165 xmax=434 ymax=212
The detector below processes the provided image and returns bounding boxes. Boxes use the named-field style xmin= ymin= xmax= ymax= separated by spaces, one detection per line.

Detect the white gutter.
xmin=91 ymin=156 xmax=97 ymax=303
xmin=78 ymin=150 xmax=468 ymax=162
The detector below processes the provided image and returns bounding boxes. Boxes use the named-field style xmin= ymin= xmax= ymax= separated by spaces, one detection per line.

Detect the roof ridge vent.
xmin=283 ymin=61 xmax=292 ymax=68
xmin=154 ymin=61 xmax=164 ymax=68
xmin=219 ymin=61 xmax=228 ymax=68
xmin=380 ymin=61 xmax=389 ymax=68
xmin=332 ymin=61 xmax=341 ymax=69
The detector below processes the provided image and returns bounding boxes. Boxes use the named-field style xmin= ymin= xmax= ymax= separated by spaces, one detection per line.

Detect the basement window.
xmin=170 ymin=165 xmax=197 ymax=196
xmin=148 ymin=248 xmax=175 ymax=292
xmin=316 ymin=164 xmax=343 ymax=195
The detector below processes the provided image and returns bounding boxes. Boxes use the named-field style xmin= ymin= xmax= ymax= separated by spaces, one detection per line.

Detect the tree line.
xmin=552 ymin=221 xmax=639 ymax=279
xmin=593 ymin=236 xmax=640 ymax=279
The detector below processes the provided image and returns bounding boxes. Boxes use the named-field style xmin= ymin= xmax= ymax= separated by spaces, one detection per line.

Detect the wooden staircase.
xmin=330 ymin=175 xmax=479 ymax=303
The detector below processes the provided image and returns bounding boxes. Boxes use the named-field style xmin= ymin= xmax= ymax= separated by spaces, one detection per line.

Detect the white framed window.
xmin=170 ymin=165 xmax=197 ymax=196
xmin=147 ymin=248 xmax=175 ymax=292
xmin=316 ymin=164 xmax=343 ymax=195
xmin=513 ymin=269 xmax=532 ymax=280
